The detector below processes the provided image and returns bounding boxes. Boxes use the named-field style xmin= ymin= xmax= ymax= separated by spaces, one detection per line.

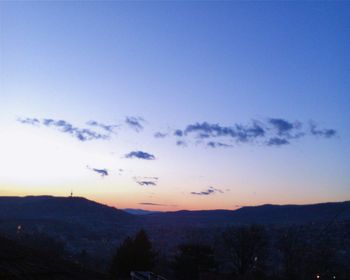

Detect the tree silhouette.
xmin=223 ymin=225 xmax=268 ymax=279
xmin=277 ymin=227 xmax=307 ymax=280
xmin=110 ymin=230 xmax=156 ymax=279
xmin=133 ymin=229 xmax=157 ymax=271
xmin=172 ymin=243 xmax=216 ymax=280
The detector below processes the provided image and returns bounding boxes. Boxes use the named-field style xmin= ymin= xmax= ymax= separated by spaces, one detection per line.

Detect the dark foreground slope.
xmin=0 ymin=235 xmax=106 ymax=280
xmin=144 ymin=201 xmax=350 ymax=226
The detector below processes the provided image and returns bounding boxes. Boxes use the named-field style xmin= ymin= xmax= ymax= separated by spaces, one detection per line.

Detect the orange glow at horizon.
xmin=1 ymin=185 xmax=348 ymax=212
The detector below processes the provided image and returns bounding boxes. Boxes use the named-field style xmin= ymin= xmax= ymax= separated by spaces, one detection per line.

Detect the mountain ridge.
xmin=0 ymin=195 xmax=132 ymax=223
xmin=0 ymin=196 xmax=349 ymax=225
xmin=145 ymin=200 xmax=350 ymax=225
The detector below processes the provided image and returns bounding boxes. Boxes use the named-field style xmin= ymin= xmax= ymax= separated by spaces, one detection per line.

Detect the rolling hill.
xmin=144 ymin=201 xmax=350 ymax=226
xmin=0 ymin=196 xmax=132 ymax=223
xmin=0 ymin=196 xmax=349 ymax=226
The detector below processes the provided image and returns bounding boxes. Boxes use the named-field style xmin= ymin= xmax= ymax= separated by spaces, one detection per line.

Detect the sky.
xmin=0 ymin=1 xmax=349 ymax=211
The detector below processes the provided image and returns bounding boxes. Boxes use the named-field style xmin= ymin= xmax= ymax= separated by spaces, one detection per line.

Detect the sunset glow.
xmin=1 ymin=1 xmax=349 ymax=211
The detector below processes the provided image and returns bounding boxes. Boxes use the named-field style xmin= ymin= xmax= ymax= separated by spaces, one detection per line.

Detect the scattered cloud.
xmin=183 ymin=121 xmax=266 ymax=143
xmin=18 ymin=116 xmax=337 ymax=149
xmin=139 ymin=202 xmax=166 ymax=206
xmin=42 ymin=119 xmax=110 ymax=141
xmin=267 ymin=137 xmax=290 ymax=146
xmin=268 ymin=118 xmax=304 ymax=139
xmin=310 ymin=123 xmax=336 ymax=138
xmin=18 ymin=117 xmax=110 ymax=141
xmin=138 ymin=202 xmax=177 ymax=207
xmin=176 ymin=140 xmax=187 ymax=147
xmin=154 ymin=132 xmax=168 ymax=138
xmin=125 ymin=151 xmax=156 ymax=160
xmin=161 ymin=118 xmax=337 ymax=148
xmin=174 ymin=129 xmax=184 ymax=137
xmin=207 ymin=141 xmax=232 ymax=148
xmin=268 ymin=118 xmax=295 ymax=135
xmin=134 ymin=176 xmax=158 ymax=186
xmin=87 ymin=166 xmax=109 ymax=177
xmin=137 ymin=181 xmax=156 ymax=186
xmin=86 ymin=120 xmax=118 ymax=133
xmin=191 ymin=186 xmax=224 ymax=196
xmin=17 ymin=117 xmax=40 ymax=125
xmin=125 ymin=116 xmax=144 ymax=132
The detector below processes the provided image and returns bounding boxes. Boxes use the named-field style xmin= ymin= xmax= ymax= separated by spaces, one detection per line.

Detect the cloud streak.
xmin=17 ymin=117 xmax=40 ymax=125
xmin=163 ymin=118 xmax=336 ymax=148
xmin=87 ymin=166 xmax=109 ymax=177
xmin=125 ymin=116 xmax=144 ymax=132
xmin=86 ymin=120 xmax=118 ymax=133
xmin=134 ymin=176 xmax=158 ymax=186
xmin=267 ymin=137 xmax=290 ymax=146
xmin=125 ymin=151 xmax=156 ymax=160
xmin=18 ymin=118 xmax=110 ymax=141
xmin=310 ymin=123 xmax=336 ymax=138
xmin=139 ymin=202 xmax=165 ymax=206
xmin=191 ymin=186 xmax=224 ymax=196
xmin=138 ymin=202 xmax=177 ymax=207
xmin=154 ymin=132 xmax=168 ymax=138
xmin=207 ymin=141 xmax=232 ymax=148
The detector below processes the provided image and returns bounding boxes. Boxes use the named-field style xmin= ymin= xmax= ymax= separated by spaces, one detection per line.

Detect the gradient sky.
xmin=1 ymin=1 xmax=349 ymax=210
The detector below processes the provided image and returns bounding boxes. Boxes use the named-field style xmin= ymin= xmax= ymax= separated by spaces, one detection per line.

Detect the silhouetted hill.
xmin=123 ymin=208 xmax=160 ymax=215
xmin=144 ymin=201 xmax=350 ymax=226
xmin=0 ymin=235 xmax=107 ymax=280
xmin=0 ymin=196 xmax=132 ymax=223
xmin=1 ymin=196 xmax=349 ymax=227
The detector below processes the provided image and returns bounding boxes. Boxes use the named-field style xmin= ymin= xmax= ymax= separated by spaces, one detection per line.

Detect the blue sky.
xmin=0 ymin=2 xmax=349 ymax=210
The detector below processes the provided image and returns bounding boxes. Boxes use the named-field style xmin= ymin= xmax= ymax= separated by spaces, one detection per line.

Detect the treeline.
xmin=109 ymin=225 xmax=350 ymax=280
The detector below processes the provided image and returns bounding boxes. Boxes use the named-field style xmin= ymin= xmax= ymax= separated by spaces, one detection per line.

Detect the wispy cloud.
xmin=268 ymin=118 xmax=305 ymax=139
xmin=125 ymin=116 xmax=144 ymax=132
xmin=154 ymin=132 xmax=168 ymax=138
xmin=267 ymin=137 xmax=290 ymax=146
xmin=134 ymin=176 xmax=158 ymax=186
xmin=17 ymin=117 xmax=40 ymax=125
xmin=125 ymin=151 xmax=156 ymax=160
xmin=18 ymin=118 xmax=110 ymax=141
xmin=207 ymin=141 xmax=232 ymax=148
xmin=174 ymin=129 xmax=184 ymax=137
xmin=183 ymin=121 xmax=266 ymax=144
xmin=87 ymin=166 xmax=109 ymax=177
xmin=310 ymin=123 xmax=336 ymax=138
xmin=137 ymin=181 xmax=156 ymax=186
xmin=268 ymin=118 xmax=295 ymax=135
xmin=86 ymin=120 xmax=118 ymax=133
xmin=191 ymin=186 xmax=224 ymax=196
xmin=162 ymin=118 xmax=336 ymax=148
xmin=139 ymin=202 xmax=165 ymax=206
xmin=176 ymin=140 xmax=187 ymax=147
xmin=139 ymin=202 xmax=177 ymax=207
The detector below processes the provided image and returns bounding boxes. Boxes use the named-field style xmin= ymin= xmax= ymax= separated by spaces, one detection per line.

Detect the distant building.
xmin=130 ymin=271 xmax=167 ymax=280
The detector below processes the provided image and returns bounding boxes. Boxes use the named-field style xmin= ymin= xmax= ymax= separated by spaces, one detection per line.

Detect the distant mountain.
xmin=1 ymin=196 xmax=349 ymax=227
xmin=123 ymin=208 xmax=160 ymax=215
xmin=144 ymin=201 xmax=350 ymax=226
xmin=0 ymin=196 xmax=132 ymax=223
